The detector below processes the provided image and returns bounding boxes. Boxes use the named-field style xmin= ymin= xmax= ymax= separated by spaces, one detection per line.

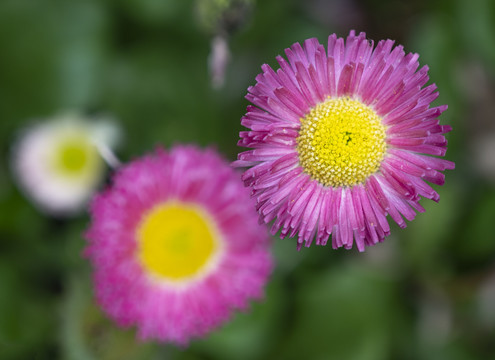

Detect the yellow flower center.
xmin=53 ymin=136 xmax=99 ymax=176
xmin=136 ymin=202 xmax=222 ymax=283
xmin=297 ymin=97 xmax=387 ymax=187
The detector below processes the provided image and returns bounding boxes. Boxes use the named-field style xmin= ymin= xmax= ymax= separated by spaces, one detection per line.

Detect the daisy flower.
xmin=84 ymin=146 xmax=272 ymax=345
xmin=11 ymin=113 xmax=120 ymax=216
xmin=234 ymin=30 xmax=455 ymax=251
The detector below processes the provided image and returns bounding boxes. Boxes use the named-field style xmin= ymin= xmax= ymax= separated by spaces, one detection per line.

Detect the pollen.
xmin=297 ymin=97 xmax=387 ymax=188
xmin=52 ymin=135 xmax=98 ymax=177
xmin=136 ymin=202 xmax=222 ymax=282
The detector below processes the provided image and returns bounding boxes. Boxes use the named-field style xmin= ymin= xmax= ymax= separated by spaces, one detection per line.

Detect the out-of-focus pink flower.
xmin=85 ymin=146 xmax=272 ymax=345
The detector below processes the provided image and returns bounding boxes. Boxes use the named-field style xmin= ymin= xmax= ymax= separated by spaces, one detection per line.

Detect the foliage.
xmin=1 ymin=0 xmax=494 ymax=359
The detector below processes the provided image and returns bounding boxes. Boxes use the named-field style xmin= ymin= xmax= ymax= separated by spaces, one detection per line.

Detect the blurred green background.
xmin=1 ymin=0 xmax=494 ymax=359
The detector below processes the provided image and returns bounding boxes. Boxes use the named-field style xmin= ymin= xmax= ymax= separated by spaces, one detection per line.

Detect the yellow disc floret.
xmin=52 ymin=135 xmax=100 ymax=178
xmin=59 ymin=142 xmax=90 ymax=173
xmin=297 ymin=96 xmax=387 ymax=187
xmin=136 ymin=202 xmax=222 ymax=282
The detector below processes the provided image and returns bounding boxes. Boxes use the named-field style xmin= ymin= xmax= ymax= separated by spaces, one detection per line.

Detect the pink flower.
xmin=85 ymin=146 xmax=272 ymax=345
xmin=234 ymin=30 xmax=455 ymax=251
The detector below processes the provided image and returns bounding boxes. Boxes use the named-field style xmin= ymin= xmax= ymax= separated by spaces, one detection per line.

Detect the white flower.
xmin=11 ymin=112 xmax=121 ymax=217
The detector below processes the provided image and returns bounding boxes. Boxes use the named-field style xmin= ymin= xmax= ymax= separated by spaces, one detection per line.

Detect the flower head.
xmin=11 ymin=113 xmax=120 ymax=216
xmin=235 ymin=30 xmax=455 ymax=251
xmin=85 ymin=146 xmax=272 ymax=345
